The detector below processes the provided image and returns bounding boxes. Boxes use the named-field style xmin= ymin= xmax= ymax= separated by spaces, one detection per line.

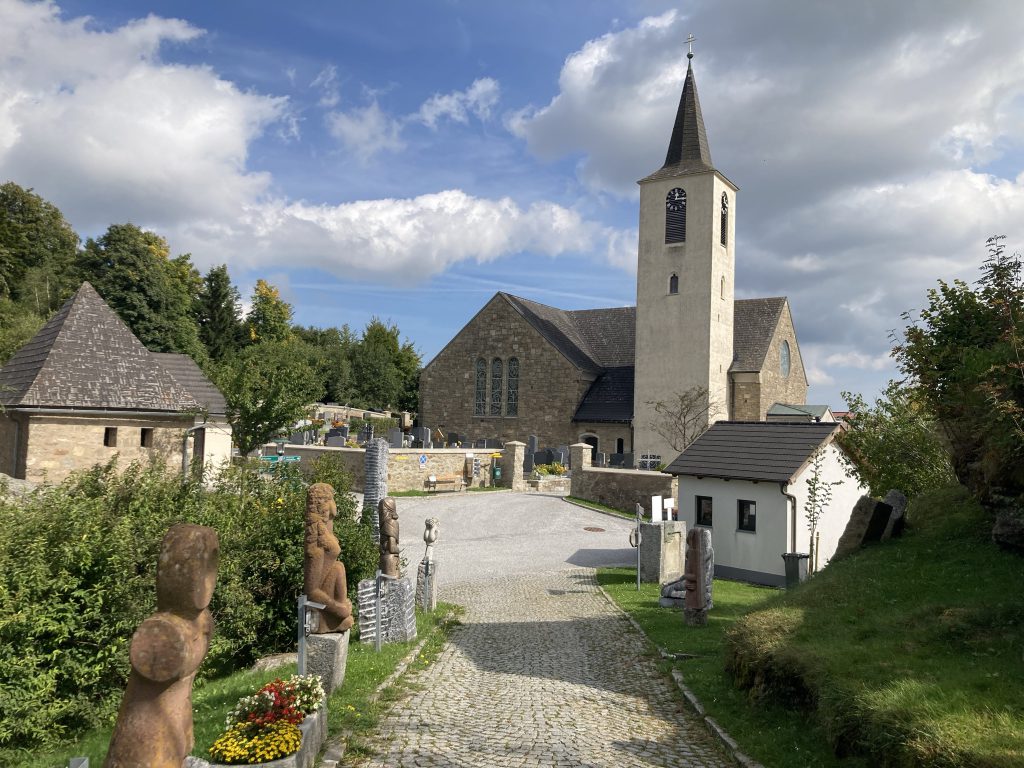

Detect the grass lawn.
xmin=566 ymin=495 xmax=636 ymax=519
xmin=598 ymin=568 xmax=868 ymax=768
xmin=725 ymin=486 xmax=1024 ymax=767
xmin=24 ymin=606 xmax=458 ymax=768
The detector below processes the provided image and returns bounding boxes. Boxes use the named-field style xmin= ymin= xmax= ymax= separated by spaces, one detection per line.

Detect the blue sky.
xmin=3 ymin=0 xmax=1024 ymax=409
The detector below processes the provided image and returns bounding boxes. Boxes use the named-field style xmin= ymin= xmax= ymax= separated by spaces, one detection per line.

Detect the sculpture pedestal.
xmin=639 ymin=521 xmax=685 ymax=583
xmin=357 ymin=576 xmax=417 ymax=645
xmin=307 ymin=630 xmax=349 ymax=695
xmin=684 ymin=608 xmax=708 ymax=627
xmin=416 ymin=560 xmax=438 ymax=612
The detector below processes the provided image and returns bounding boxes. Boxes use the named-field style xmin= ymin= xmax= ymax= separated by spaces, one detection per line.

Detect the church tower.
xmin=632 ymin=48 xmax=737 ymax=466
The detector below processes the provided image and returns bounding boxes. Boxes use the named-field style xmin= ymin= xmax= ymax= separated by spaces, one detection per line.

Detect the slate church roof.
xmin=663 ymin=421 xmax=840 ymax=482
xmin=0 ymin=282 xmax=204 ymax=413
xmin=496 ymin=292 xmax=790 ymax=423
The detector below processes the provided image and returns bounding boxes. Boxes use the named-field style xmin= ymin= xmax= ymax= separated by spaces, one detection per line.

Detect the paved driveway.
xmin=352 ymin=492 xmax=730 ymax=768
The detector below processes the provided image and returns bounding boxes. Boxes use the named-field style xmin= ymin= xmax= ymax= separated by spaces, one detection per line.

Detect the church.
xmin=419 ymin=52 xmax=808 ymax=466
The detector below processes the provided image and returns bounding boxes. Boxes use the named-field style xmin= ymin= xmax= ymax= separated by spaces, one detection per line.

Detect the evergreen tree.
xmin=351 ymin=318 xmax=421 ymax=410
xmin=196 ymin=264 xmax=243 ymax=361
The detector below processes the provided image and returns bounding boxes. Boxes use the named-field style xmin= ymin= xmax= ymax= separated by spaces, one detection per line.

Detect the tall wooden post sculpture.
xmin=683 ymin=527 xmax=714 ymax=627
xmin=304 ymin=483 xmax=355 ymax=634
xmin=104 ymin=524 xmax=219 ymax=768
xmin=378 ymin=497 xmax=400 ymax=578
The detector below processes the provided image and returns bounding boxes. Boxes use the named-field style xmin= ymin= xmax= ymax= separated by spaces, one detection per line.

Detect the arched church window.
xmin=474 ymin=358 xmax=486 ymax=416
xmin=720 ymin=192 xmax=729 ymax=246
xmin=506 ymin=357 xmax=519 ymax=416
xmin=669 ymin=273 xmax=679 ymax=294
xmin=666 ymin=188 xmax=686 ymax=243
xmin=490 ymin=358 xmax=503 ymax=416
xmin=780 ymin=340 xmax=791 ymax=378
xmin=721 ymin=275 xmax=725 ymax=299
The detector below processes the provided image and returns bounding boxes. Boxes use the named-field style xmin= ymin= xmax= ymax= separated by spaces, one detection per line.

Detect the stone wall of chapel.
xmin=22 ymin=414 xmax=192 ymax=484
xmin=419 ymin=297 xmax=592 ymax=449
xmin=757 ymin=305 xmax=809 ymax=419
xmin=572 ymin=423 xmax=633 ymax=457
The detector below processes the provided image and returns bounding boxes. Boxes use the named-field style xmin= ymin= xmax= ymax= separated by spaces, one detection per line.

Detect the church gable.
xmin=418 ymin=293 xmax=592 ymax=447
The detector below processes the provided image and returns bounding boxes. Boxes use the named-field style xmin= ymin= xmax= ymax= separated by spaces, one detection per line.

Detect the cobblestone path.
xmin=355 ymin=569 xmax=731 ymax=767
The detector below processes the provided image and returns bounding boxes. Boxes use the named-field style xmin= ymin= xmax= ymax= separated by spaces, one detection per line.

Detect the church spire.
xmin=662 ymin=43 xmax=713 ymax=172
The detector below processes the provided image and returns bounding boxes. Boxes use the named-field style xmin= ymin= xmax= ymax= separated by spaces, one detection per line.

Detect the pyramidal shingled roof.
xmin=0 ymin=282 xmax=200 ymax=412
xmin=641 ymin=58 xmax=718 ymax=184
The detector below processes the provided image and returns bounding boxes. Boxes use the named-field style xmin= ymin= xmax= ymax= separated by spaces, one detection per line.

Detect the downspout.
xmin=781 ymin=482 xmax=798 ymax=552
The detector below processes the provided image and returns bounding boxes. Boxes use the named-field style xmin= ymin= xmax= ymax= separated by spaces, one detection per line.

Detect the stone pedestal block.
xmin=639 ymin=521 xmax=685 ymax=584
xmin=416 ymin=560 xmax=438 ymax=612
xmin=684 ymin=608 xmax=708 ymax=627
xmin=357 ymin=576 xmax=417 ymax=645
xmin=307 ymin=630 xmax=349 ymax=695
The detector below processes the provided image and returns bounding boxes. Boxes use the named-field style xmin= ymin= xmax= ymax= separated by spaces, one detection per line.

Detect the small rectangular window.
xmin=104 ymin=427 xmax=118 ymax=447
xmin=141 ymin=428 xmax=154 ymax=448
xmin=695 ymin=495 xmax=713 ymax=527
xmin=738 ymin=499 xmax=756 ymax=532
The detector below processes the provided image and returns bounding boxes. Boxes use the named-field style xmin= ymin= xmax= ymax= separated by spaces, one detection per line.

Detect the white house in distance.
xmin=663 ymin=421 xmax=863 ymax=587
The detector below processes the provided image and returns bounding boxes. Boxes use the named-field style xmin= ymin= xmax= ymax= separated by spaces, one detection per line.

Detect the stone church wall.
xmin=731 ymin=373 xmax=762 ymax=421
xmin=419 ymin=295 xmax=591 ymax=448
xmin=573 ymin=422 xmax=632 ymax=457
xmin=757 ymin=305 xmax=808 ymax=418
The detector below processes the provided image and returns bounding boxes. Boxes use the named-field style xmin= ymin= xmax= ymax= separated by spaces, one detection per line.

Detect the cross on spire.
xmin=686 ymin=33 xmax=696 ymax=60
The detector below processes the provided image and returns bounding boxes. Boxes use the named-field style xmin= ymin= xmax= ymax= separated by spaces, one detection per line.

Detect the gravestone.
xmin=609 ymin=453 xmax=625 ymax=468
xmin=363 ymin=439 xmax=389 ymax=537
xmin=387 ymin=428 xmax=403 ymax=449
xmin=447 ymin=432 xmax=460 ymax=447
xmin=621 ymin=452 xmax=634 ymax=469
xmin=326 ymin=436 xmax=346 ymax=448
xmin=881 ymin=489 xmax=908 ymax=539
xmin=483 ymin=438 xmax=502 ymax=449
xmin=474 ymin=438 xmax=487 ymax=449
xmin=104 ymin=525 xmax=218 ymax=768
xmin=524 ymin=435 xmax=538 ymax=472
xmin=638 ymin=520 xmax=685 ymax=584
xmin=339 ymin=425 xmax=350 ymax=441
xmin=833 ymin=495 xmax=894 ymax=559
xmin=555 ymin=446 xmax=568 ymax=465
xmin=595 ymin=452 xmax=607 ymax=468
xmin=534 ymin=449 xmax=554 ymax=467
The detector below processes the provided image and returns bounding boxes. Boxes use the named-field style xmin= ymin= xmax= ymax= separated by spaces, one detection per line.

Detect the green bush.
xmin=0 ymin=456 xmax=367 ymax=757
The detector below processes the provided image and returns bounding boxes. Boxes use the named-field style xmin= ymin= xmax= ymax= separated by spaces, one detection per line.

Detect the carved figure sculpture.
xmin=304 ymin=483 xmax=355 ymax=633
xmin=378 ymin=497 xmax=400 ymax=578
xmin=683 ymin=527 xmax=713 ymax=626
xmin=422 ymin=517 xmax=439 ymax=563
xmin=104 ymin=524 xmax=218 ymax=768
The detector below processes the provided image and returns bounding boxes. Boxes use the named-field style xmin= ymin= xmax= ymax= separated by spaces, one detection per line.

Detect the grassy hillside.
xmin=725 ymin=486 xmax=1024 ymax=767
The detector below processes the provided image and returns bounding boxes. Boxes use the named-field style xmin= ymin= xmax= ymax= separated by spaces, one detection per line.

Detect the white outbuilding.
xmin=663 ymin=421 xmax=863 ymax=586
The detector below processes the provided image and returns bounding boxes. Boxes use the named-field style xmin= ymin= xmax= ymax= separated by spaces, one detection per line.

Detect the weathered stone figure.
xmin=304 ymin=483 xmax=354 ymax=633
xmin=422 ymin=517 xmax=439 ymax=562
xmin=104 ymin=524 xmax=218 ymax=768
xmin=683 ymin=527 xmax=714 ymax=626
xmin=379 ymin=497 xmax=400 ymax=577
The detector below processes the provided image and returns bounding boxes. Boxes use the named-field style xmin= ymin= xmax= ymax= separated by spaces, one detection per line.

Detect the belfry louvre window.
xmin=506 ymin=357 xmax=519 ymax=416
xmin=474 ymin=358 xmax=486 ymax=416
xmin=490 ymin=358 xmax=503 ymax=416
xmin=720 ymin=192 xmax=729 ymax=246
xmin=665 ymin=188 xmax=686 ymax=243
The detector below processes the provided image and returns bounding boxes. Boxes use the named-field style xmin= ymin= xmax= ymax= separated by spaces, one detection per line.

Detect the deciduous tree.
xmin=645 ymin=385 xmax=722 ymax=453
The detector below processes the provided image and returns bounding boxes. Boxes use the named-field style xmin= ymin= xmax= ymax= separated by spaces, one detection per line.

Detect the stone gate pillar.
xmin=502 ymin=441 xmax=526 ymax=492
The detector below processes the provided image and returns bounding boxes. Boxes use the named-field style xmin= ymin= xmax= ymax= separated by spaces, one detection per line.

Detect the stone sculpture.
xmin=417 ymin=517 xmax=440 ymax=612
xmin=304 ymin=483 xmax=354 ymax=633
xmin=378 ymin=496 xmax=400 ymax=578
xmin=363 ymin=438 xmax=389 ymax=537
xmin=104 ymin=524 xmax=219 ymax=768
xmin=683 ymin=527 xmax=714 ymax=626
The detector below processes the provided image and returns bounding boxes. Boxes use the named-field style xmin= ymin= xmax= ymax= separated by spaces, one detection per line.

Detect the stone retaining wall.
xmin=569 ymin=443 xmax=676 ymax=515
xmin=274 ymin=445 xmax=500 ymax=493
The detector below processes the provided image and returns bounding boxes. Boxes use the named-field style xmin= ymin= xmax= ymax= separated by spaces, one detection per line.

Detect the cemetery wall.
xmin=419 ymin=294 xmax=592 ymax=449
xmin=571 ymin=465 xmax=677 ymax=515
xmin=279 ymin=445 xmax=498 ymax=493
xmin=21 ymin=414 xmax=193 ymax=484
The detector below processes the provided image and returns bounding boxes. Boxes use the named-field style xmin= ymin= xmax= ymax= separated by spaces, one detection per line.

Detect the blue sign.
xmin=419 ymin=454 xmax=427 ymax=467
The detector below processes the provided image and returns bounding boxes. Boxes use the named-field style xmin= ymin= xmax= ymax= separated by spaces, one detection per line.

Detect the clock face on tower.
xmin=666 ymin=188 xmax=686 ymax=212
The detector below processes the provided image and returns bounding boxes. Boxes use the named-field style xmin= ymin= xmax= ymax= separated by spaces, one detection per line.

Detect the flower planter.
xmin=191 ymin=706 xmax=327 ymax=768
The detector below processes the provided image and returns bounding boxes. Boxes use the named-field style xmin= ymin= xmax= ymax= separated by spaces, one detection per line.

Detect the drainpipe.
xmin=781 ymin=482 xmax=798 ymax=552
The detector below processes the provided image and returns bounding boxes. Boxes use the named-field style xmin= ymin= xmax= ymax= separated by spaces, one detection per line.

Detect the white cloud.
xmin=172 ymin=190 xmax=614 ymax=284
xmin=326 ymin=101 xmax=405 ymax=160
xmin=824 ymin=351 xmax=893 ymax=371
xmin=416 ymin=77 xmax=500 ymax=129
xmin=310 ymin=65 xmax=340 ymax=108
xmin=0 ymin=0 xmax=285 ymax=229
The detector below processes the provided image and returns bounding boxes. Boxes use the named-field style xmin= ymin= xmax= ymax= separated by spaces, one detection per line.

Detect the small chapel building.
xmin=419 ymin=53 xmax=808 ymax=464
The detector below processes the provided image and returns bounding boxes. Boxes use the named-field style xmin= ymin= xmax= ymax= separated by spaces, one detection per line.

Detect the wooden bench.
xmin=426 ymin=474 xmax=466 ymax=492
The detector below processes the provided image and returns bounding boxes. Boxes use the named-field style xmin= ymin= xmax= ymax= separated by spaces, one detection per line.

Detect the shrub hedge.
xmin=0 ymin=454 xmax=373 ymax=758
